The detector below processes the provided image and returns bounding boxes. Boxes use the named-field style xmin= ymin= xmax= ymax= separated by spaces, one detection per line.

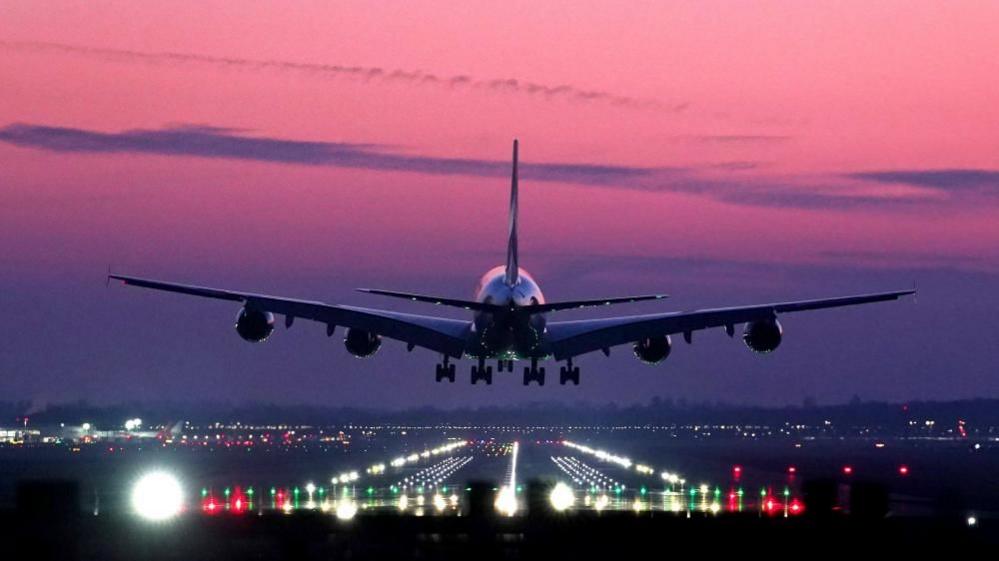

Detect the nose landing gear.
xmin=435 ymin=357 xmax=456 ymax=383
xmin=559 ymin=358 xmax=580 ymax=385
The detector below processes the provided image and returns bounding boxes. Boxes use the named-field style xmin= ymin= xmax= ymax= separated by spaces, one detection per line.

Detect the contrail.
xmin=1 ymin=40 xmax=685 ymax=111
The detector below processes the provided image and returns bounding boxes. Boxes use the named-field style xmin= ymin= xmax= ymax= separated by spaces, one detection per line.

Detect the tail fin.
xmin=505 ymin=139 xmax=520 ymax=286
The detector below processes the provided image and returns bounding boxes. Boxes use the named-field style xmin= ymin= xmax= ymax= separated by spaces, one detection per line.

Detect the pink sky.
xmin=3 ymin=2 xmax=998 ymax=276
xmin=2 ymin=2 xmax=998 ymax=405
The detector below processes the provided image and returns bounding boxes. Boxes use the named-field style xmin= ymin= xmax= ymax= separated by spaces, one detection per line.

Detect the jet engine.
xmin=743 ymin=318 xmax=783 ymax=353
xmin=235 ymin=308 xmax=275 ymax=342
xmin=344 ymin=328 xmax=382 ymax=358
xmin=632 ymin=335 xmax=672 ymax=364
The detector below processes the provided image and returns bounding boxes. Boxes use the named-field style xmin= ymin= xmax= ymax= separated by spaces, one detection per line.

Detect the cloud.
xmin=849 ymin=170 xmax=999 ymax=195
xmin=0 ymin=40 xmax=682 ymax=112
xmin=4 ymin=122 xmax=992 ymax=211
xmin=0 ymin=123 xmax=662 ymax=186
xmin=686 ymin=135 xmax=791 ymax=144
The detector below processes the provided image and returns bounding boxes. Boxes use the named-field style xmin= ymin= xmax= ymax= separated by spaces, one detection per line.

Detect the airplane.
xmin=109 ymin=140 xmax=915 ymax=386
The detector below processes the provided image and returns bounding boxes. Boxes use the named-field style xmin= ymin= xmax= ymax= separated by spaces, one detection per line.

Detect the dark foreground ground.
xmin=4 ymin=506 xmax=993 ymax=561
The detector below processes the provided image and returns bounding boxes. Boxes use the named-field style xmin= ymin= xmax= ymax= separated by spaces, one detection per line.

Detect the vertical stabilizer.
xmin=505 ymin=139 xmax=520 ymax=286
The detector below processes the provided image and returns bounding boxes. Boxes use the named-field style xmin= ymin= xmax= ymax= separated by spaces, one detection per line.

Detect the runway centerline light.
xmin=131 ymin=471 xmax=184 ymax=521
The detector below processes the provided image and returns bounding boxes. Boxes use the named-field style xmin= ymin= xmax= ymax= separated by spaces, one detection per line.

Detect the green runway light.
xmin=760 ymin=488 xmax=767 ymax=497
xmin=247 ymin=487 xmax=254 ymax=496
xmin=783 ymin=487 xmax=791 ymax=497
xmin=200 ymin=488 xmax=208 ymax=498
xmin=224 ymin=487 xmax=231 ymax=497
xmin=690 ymin=488 xmax=697 ymax=496
xmin=367 ymin=487 xmax=374 ymax=496
xmin=737 ymin=488 xmax=744 ymax=497
xmin=293 ymin=487 xmax=300 ymax=496
xmin=270 ymin=487 xmax=276 ymax=495
xmin=442 ymin=486 xmax=448 ymax=493
xmin=640 ymin=486 xmax=647 ymax=496
xmin=516 ymin=485 xmax=523 ymax=493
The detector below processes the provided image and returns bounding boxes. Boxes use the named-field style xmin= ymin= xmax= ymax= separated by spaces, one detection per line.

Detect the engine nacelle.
xmin=632 ymin=335 xmax=672 ymax=364
xmin=743 ymin=318 xmax=783 ymax=353
xmin=235 ymin=308 xmax=275 ymax=342
xmin=344 ymin=328 xmax=382 ymax=358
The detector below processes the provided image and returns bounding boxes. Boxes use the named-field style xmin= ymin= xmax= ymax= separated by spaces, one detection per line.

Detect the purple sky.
xmin=1 ymin=2 xmax=998 ymax=407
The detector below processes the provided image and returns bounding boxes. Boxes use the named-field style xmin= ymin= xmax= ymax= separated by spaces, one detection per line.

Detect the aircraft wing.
xmin=545 ymin=289 xmax=915 ymax=360
xmin=109 ymin=274 xmax=471 ymax=358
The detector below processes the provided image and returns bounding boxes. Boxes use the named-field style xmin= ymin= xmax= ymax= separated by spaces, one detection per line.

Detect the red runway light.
xmin=898 ymin=465 xmax=910 ymax=476
xmin=789 ymin=498 xmax=805 ymax=516
xmin=787 ymin=466 xmax=797 ymax=474
xmin=763 ymin=497 xmax=779 ymax=515
xmin=842 ymin=465 xmax=853 ymax=475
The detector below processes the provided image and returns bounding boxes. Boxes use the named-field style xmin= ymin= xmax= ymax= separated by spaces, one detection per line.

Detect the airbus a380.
xmin=110 ymin=141 xmax=914 ymax=386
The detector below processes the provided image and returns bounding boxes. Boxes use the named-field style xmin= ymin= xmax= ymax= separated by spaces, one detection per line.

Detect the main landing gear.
xmin=471 ymin=358 xmax=493 ymax=385
xmin=523 ymin=359 xmax=546 ymax=386
xmin=559 ymin=358 xmax=580 ymax=385
xmin=496 ymin=359 xmax=514 ymax=372
xmin=435 ymin=356 xmax=456 ymax=383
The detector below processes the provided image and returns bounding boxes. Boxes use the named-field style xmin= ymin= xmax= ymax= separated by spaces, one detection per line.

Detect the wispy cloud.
xmin=0 ymin=40 xmax=685 ymax=112
xmin=849 ymin=170 xmax=999 ymax=195
xmin=3 ymin=122 xmax=992 ymax=211
xmin=685 ymin=134 xmax=791 ymax=144
xmin=0 ymin=123 xmax=663 ymax=185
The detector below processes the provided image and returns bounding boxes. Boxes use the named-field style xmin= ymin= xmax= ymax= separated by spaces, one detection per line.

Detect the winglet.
xmin=504 ymin=139 xmax=520 ymax=286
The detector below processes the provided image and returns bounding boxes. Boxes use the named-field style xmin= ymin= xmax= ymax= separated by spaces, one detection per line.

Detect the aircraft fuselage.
xmin=469 ymin=266 xmax=547 ymax=359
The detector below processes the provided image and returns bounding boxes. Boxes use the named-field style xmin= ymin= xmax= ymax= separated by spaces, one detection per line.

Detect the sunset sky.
xmin=2 ymin=1 xmax=997 ymax=408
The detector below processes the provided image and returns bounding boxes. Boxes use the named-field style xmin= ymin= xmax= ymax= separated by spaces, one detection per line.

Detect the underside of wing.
xmin=110 ymin=274 xmax=471 ymax=358
xmin=545 ymin=289 xmax=915 ymax=360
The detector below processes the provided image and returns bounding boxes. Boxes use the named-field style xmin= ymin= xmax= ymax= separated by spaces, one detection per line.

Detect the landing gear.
xmin=497 ymin=359 xmax=514 ymax=372
xmin=559 ymin=358 xmax=580 ymax=385
xmin=435 ymin=357 xmax=456 ymax=383
xmin=471 ymin=358 xmax=493 ymax=385
xmin=523 ymin=359 xmax=546 ymax=386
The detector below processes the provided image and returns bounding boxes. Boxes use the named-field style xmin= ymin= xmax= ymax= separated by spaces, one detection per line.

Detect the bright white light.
xmin=336 ymin=500 xmax=358 ymax=520
xmin=495 ymin=486 xmax=518 ymax=516
xmin=433 ymin=494 xmax=447 ymax=511
xmin=549 ymin=482 xmax=575 ymax=512
xmin=305 ymin=482 xmax=316 ymax=494
xmin=81 ymin=423 xmax=92 ymax=431
xmin=131 ymin=471 xmax=184 ymax=521
xmin=594 ymin=495 xmax=610 ymax=511
xmin=967 ymin=515 xmax=978 ymax=527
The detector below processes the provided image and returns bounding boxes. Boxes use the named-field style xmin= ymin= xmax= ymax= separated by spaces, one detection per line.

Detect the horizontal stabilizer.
xmin=526 ymin=294 xmax=668 ymax=314
xmin=357 ymin=288 xmax=498 ymax=312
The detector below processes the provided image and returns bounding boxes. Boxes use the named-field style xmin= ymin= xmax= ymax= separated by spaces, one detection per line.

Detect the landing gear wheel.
xmin=471 ymin=363 xmax=493 ymax=385
xmin=436 ymin=361 xmax=457 ymax=382
xmin=523 ymin=366 xmax=546 ymax=385
xmin=559 ymin=366 xmax=580 ymax=385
